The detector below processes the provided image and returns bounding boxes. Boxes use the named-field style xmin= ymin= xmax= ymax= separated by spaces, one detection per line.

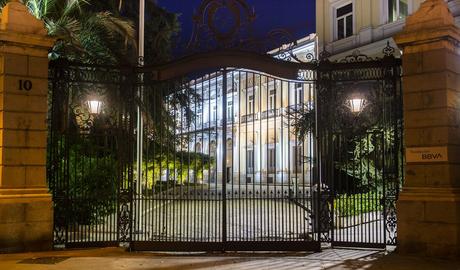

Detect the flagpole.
xmin=135 ymin=0 xmax=145 ymax=234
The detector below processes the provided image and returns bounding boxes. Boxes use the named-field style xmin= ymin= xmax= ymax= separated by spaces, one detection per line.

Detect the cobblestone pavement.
xmin=0 ymin=247 xmax=459 ymax=270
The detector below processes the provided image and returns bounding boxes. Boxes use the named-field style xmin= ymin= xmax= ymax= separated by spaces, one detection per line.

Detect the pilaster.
xmin=0 ymin=1 xmax=55 ymax=252
xmin=395 ymin=0 xmax=460 ymax=258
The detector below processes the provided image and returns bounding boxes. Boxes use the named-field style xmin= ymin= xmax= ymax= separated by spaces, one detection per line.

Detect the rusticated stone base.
xmin=0 ymin=189 xmax=53 ymax=253
xmin=397 ymin=187 xmax=460 ymax=259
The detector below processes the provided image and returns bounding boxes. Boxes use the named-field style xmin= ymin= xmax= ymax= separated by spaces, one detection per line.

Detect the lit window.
xmin=227 ymin=101 xmax=233 ymax=122
xmin=196 ymin=107 xmax=202 ymax=126
xmin=388 ymin=0 xmax=408 ymax=22
xmin=336 ymin=3 xmax=353 ymax=40
xmin=248 ymin=94 xmax=254 ymax=114
xmin=246 ymin=149 xmax=254 ymax=173
xmin=293 ymin=145 xmax=303 ymax=173
xmin=195 ymin=142 xmax=202 ymax=153
xmin=295 ymin=84 xmax=304 ymax=104
xmin=268 ymin=147 xmax=276 ymax=172
xmin=269 ymin=89 xmax=276 ymax=110
xmin=210 ymin=140 xmax=217 ymax=156
xmin=211 ymin=105 xmax=217 ymax=122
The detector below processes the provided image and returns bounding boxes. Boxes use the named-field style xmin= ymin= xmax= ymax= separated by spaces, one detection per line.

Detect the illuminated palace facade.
xmin=173 ymin=36 xmax=317 ymax=186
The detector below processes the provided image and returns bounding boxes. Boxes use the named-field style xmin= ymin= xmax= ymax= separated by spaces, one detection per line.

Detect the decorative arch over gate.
xmin=142 ymin=50 xmax=315 ymax=81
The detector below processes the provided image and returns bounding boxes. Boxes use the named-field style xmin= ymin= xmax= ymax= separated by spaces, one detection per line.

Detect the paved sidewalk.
xmin=0 ymin=247 xmax=458 ymax=270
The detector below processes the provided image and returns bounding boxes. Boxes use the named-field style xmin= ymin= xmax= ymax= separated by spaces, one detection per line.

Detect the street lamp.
xmin=87 ymin=99 xmax=103 ymax=115
xmin=346 ymin=95 xmax=366 ymax=114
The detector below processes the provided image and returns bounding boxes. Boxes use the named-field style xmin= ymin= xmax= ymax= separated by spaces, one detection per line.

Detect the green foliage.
xmin=334 ymin=191 xmax=383 ymax=217
xmin=53 ymin=136 xmax=119 ymax=225
xmin=142 ymin=82 xmax=201 ymax=147
xmin=68 ymin=159 xmax=118 ymax=225
xmin=142 ymin=4 xmax=181 ymax=64
xmin=141 ymin=151 xmax=214 ymax=190
xmin=335 ymin=131 xmax=382 ymax=192
xmin=287 ymin=105 xmax=315 ymax=141
xmin=153 ymin=180 xmax=208 ymax=194
xmin=1 ymin=0 xmax=180 ymax=65
xmin=0 ymin=0 xmax=136 ymax=64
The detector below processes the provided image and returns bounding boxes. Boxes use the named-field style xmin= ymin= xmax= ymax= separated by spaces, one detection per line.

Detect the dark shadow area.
xmin=322 ymin=251 xmax=460 ymax=270
xmin=139 ymin=251 xmax=316 ymax=257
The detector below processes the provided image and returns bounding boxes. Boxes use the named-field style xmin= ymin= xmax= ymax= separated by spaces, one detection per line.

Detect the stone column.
xmin=395 ymin=0 xmax=460 ymax=258
xmin=0 ymin=1 xmax=55 ymax=252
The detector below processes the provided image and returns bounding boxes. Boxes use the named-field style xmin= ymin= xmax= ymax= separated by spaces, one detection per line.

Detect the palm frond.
xmin=62 ymin=0 xmax=88 ymax=17
xmin=93 ymin=11 xmax=136 ymax=48
xmin=0 ymin=0 xmax=10 ymax=9
xmin=41 ymin=0 xmax=59 ymax=18
xmin=25 ymin=0 xmax=41 ymax=18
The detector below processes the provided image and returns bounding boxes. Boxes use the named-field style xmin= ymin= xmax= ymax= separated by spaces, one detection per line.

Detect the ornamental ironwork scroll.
xmin=187 ymin=0 xmax=256 ymax=52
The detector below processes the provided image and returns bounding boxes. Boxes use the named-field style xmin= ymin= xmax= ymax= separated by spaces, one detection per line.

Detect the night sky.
xmin=156 ymin=0 xmax=316 ymax=51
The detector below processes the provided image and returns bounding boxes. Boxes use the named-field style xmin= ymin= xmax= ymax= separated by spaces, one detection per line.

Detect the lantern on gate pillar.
xmin=346 ymin=94 xmax=366 ymax=114
xmin=87 ymin=99 xmax=103 ymax=115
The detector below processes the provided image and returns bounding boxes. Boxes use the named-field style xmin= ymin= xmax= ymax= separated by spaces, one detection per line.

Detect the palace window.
xmin=388 ymin=0 xmax=408 ymax=22
xmin=227 ymin=101 xmax=233 ymax=122
xmin=246 ymin=149 xmax=254 ymax=173
xmin=196 ymin=107 xmax=202 ymax=126
xmin=211 ymin=105 xmax=217 ymax=122
xmin=336 ymin=3 xmax=353 ymax=40
xmin=247 ymin=93 xmax=254 ymax=114
xmin=195 ymin=142 xmax=202 ymax=153
xmin=268 ymin=147 xmax=276 ymax=173
xmin=210 ymin=140 xmax=217 ymax=156
xmin=293 ymin=145 xmax=303 ymax=173
xmin=295 ymin=83 xmax=304 ymax=104
xmin=268 ymin=89 xmax=276 ymax=110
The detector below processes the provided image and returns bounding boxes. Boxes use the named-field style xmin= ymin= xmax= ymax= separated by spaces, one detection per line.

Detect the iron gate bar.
xmin=222 ymin=68 xmax=228 ymax=245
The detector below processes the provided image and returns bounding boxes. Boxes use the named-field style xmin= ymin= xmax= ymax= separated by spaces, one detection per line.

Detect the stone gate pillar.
xmin=0 ymin=1 xmax=55 ymax=252
xmin=395 ymin=0 xmax=460 ymax=258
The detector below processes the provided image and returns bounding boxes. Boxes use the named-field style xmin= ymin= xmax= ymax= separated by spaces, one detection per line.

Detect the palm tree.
xmin=0 ymin=0 xmax=137 ymax=64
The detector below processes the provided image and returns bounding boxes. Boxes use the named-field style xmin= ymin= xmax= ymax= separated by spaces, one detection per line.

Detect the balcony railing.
xmin=261 ymin=109 xmax=280 ymax=120
xmin=241 ymin=113 xmax=258 ymax=123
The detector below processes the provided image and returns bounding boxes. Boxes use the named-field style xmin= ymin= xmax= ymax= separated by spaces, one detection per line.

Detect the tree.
xmin=0 ymin=0 xmax=180 ymax=65
xmin=0 ymin=0 xmax=137 ymax=64
xmin=289 ymin=92 xmax=401 ymax=194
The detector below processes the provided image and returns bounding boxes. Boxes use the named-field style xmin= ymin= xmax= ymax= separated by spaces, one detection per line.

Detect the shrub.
xmin=334 ymin=191 xmax=383 ymax=217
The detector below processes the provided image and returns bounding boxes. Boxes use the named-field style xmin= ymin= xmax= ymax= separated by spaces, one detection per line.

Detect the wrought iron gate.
xmin=48 ymin=48 xmax=402 ymax=251
xmin=48 ymin=61 xmax=136 ymax=248
xmin=130 ymin=57 xmax=319 ymax=251
xmin=316 ymin=50 xmax=403 ymax=248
